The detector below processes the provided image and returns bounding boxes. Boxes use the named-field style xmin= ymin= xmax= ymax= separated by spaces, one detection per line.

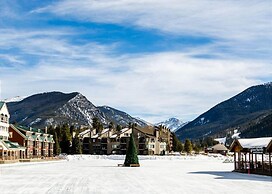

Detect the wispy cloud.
xmin=1 ymin=28 xmax=270 ymax=122
xmin=0 ymin=1 xmax=271 ymax=123
xmin=34 ymin=0 xmax=272 ymax=57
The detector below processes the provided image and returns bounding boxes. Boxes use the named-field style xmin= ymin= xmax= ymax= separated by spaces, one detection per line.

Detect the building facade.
xmin=0 ymin=102 xmax=25 ymax=160
xmin=9 ymin=125 xmax=55 ymax=159
xmin=82 ymin=126 xmax=173 ymax=155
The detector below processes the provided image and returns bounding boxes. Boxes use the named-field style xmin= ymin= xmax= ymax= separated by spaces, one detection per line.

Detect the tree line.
xmin=172 ymin=134 xmax=218 ymax=153
xmin=47 ymin=117 xmax=125 ymax=155
xmin=48 ymin=124 xmax=82 ymax=155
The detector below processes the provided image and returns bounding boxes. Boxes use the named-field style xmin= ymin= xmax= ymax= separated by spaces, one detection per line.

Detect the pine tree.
xmin=72 ymin=133 xmax=82 ymax=154
xmin=116 ymin=125 xmax=122 ymax=132
xmin=176 ymin=142 xmax=184 ymax=152
xmin=92 ymin=117 xmax=103 ymax=133
xmin=172 ymin=133 xmax=183 ymax=152
xmin=124 ymin=133 xmax=139 ymax=167
xmin=54 ymin=132 xmax=61 ymax=155
xmin=109 ymin=122 xmax=114 ymax=130
xmin=60 ymin=124 xmax=72 ymax=154
xmin=184 ymin=139 xmax=193 ymax=153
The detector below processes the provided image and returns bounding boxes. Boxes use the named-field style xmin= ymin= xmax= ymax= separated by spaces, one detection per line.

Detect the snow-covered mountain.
xmin=176 ymin=82 xmax=272 ymax=140
xmin=156 ymin=118 xmax=187 ymax=132
xmin=97 ymin=106 xmax=149 ymax=127
xmin=7 ymin=92 xmax=148 ymax=128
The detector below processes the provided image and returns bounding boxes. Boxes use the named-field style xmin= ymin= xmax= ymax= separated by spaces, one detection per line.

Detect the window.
xmin=112 ymin=145 xmax=118 ymax=149
xmin=9 ymin=132 xmax=13 ymax=138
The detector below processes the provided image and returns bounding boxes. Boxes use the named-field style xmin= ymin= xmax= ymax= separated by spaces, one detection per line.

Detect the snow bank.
xmin=67 ymin=154 xmax=232 ymax=162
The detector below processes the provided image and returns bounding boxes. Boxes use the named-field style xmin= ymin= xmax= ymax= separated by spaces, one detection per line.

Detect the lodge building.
xmin=0 ymin=101 xmax=54 ymax=161
xmin=82 ymin=126 xmax=173 ymax=155
xmin=9 ymin=125 xmax=55 ymax=158
xmin=0 ymin=102 xmax=25 ymax=160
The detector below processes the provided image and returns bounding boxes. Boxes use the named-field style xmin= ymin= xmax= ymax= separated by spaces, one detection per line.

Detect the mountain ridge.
xmin=176 ymin=83 xmax=272 ymax=140
xmin=7 ymin=91 xmax=148 ymax=128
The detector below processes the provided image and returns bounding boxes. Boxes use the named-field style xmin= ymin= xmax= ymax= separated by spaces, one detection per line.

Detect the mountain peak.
xmin=156 ymin=117 xmax=186 ymax=132
xmin=7 ymin=91 xmax=148 ymax=128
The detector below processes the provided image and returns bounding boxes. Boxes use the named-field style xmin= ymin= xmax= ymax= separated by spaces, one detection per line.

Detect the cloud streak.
xmin=0 ymin=28 xmax=270 ymax=122
xmin=0 ymin=1 xmax=271 ymax=123
xmin=35 ymin=0 xmax=272 ymax=57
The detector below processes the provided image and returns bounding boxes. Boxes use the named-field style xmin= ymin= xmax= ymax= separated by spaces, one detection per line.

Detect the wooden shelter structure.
xmin=229 ymin=137 xmax=272 ymax=176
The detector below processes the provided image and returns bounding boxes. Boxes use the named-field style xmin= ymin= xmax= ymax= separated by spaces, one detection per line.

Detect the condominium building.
xmin=0 ymin=102 xmax=25 ymax=160
xmin=9 ymin=125 xmax=55 ymax=158
xmin=82 ymin=126 xmax=173 ymax=155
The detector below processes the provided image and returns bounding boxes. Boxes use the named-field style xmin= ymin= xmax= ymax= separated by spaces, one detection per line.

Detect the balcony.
xmin=101 ymin=138 xmax=108 ymax=143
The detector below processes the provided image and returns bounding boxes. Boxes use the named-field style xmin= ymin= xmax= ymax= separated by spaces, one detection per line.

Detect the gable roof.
xmin=136 ymin=126 xmax=155 ymax=137
xmin=0 ymin=140 xmax=25 ymax=151
xmin=15 ymin=125 xmax=45 ymax=134
xmin=0 ymin=102 xmax=4 ymax=110
xmin=238 ymin=137 xmax=272 ymax=149
xmin=9 ymin=124 xmax=27 ymax=139
xmin=230 ymin=137 xmax=272 ymax=152
xmin=110 ymin=128 xmax=131 ymax=138
xmin=211 ymin=143 xmax=228 ymax=151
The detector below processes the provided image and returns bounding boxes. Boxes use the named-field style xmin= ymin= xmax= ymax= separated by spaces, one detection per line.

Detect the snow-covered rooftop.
xmin=120 ymin=128 xmax=129 ymax=133
xmin=110 ymin=134 xmax=117 ymax=138
xmin=79 ymin=129 xmax=90 ymax=136
xmin=92 ymin=134 xmax=99 ymax=138
xmin=238 ymin=137 xmax=272 ymax=148
xmin=101 ymin=128 xmax=109 ymax=134
xmin=214 ymin=137 xmax=226 ymax=144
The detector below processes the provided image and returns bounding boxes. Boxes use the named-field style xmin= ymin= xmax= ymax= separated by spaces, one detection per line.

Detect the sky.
xmin=0 ymin=0 xmax=271 ymax=123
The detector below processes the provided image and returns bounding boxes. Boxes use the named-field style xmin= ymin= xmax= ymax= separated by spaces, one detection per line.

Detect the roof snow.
xmin=214 ymin=137 xmax=226 ymax=144
xmin=101 ymin=128 xmax=109 ymax=134
xmin=238 ymin=137 xmax=272 ymax=148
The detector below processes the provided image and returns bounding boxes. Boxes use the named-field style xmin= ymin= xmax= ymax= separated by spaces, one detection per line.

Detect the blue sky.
xmin=0 ymin=0 xmax=271 ymax=123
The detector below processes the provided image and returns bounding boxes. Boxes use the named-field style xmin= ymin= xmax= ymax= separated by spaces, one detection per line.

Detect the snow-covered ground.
xmin=0 ymin=155 xmax=271 ymax=194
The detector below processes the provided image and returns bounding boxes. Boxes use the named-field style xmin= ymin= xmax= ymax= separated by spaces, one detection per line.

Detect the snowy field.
xmin=0 ymin=155 xmax=271 ymax=194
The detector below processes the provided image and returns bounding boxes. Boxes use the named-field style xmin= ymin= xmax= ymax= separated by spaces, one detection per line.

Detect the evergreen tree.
xmin=70 ymin=125 xmax=75 ymax=137
xmin=172 ymin=133 xmax=183 ymax=152
xmin=116 ymin=124 xmax=122 ymax=132
xmin=109 ymin=121 xmax=114 ymax=130
xmin=193 ymin=141 xmax=202 ymax=154
xmin=72 ymin=132 xmax=82 ymax=154
xmin=124 ymin=133 xmax=139 ymax=166
xmin=92 ymin=117 xmax=103 ymax=133
xmin=176 ymin=142 xmax=184 ymax=152
xmin=184 ymin=139 xmax=193 ymax=153
xmin=48 ymin=125 xmax=54 ymax=135
xmin=60 ymin=124 xmax=72 ymax=154
xmin=54 ymin=132 xmax=61 ymax=155
xmin=92 ymin=117 xmax=99 ymax=130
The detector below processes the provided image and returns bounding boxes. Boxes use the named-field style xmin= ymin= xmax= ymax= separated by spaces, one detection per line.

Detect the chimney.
xmin=155 ymin=129 xmax=159 ymax=138
xmin=45 ymin=126 xmax=48 ymax=134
